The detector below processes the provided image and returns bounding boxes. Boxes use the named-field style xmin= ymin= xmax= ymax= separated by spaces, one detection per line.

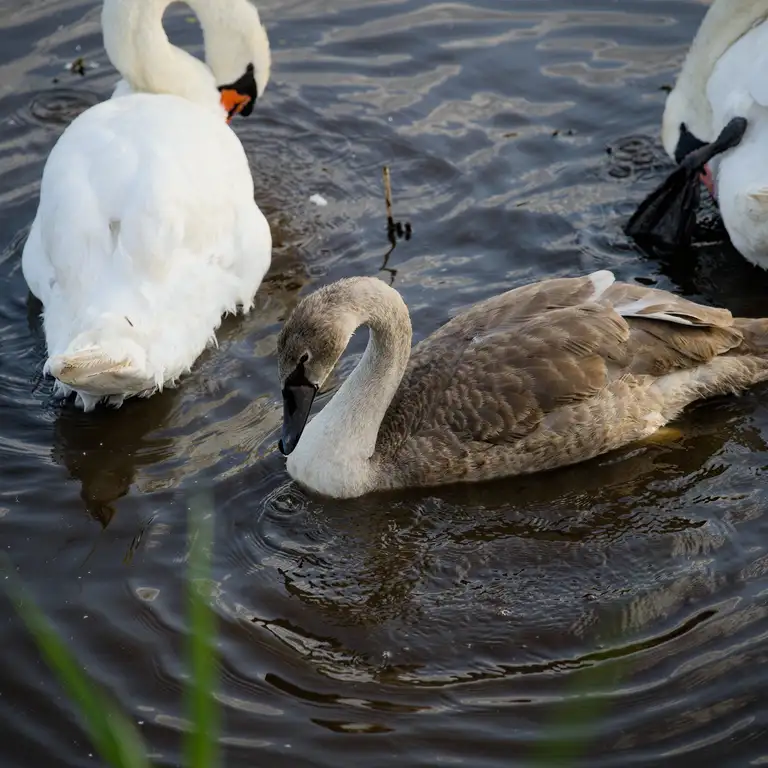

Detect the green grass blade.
xmin=3 ymin=562 xmax=149 ymax=768
xmin=184 ymin=490 xmax=220 ymax=768
xmin=531 ymin=659 xmax=618 ymax=767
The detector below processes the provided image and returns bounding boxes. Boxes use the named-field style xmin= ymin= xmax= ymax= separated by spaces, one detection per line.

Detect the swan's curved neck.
xmin=287 ymin=282 xmax=413 ymax=497
xmin=102 ymin=0 xmax=223 ymax=113
xmin=662 ymin=0 xmax=768 ymax=154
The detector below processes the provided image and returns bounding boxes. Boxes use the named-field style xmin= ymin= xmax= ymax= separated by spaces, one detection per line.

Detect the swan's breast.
xmin=285 ymin=448 xmax=373 ymax=499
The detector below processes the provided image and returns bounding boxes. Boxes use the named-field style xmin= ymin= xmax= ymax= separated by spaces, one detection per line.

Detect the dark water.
xmin=3 ymin=0 xmax=768 ymax=765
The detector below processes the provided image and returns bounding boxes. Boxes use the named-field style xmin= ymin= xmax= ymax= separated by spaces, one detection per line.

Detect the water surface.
xmin=2 ymin=0 xmax=768 ymax=766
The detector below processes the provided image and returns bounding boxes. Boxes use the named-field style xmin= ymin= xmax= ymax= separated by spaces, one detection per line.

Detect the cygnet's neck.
xmin=102 ymin=0 xmax=223 ymax=114
xmin=287 ymin=279 xmax=413 ymax=498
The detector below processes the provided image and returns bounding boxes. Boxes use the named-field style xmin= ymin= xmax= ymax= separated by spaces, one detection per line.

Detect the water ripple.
xmin=2 ymin=0 xmax=768 ymax=766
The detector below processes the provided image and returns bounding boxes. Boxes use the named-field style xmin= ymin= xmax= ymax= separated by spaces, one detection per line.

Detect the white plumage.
xmin=662 ymin=0 xmax=768 ymax=268
xmin=22 ymin=0 xmax=272 ymax=410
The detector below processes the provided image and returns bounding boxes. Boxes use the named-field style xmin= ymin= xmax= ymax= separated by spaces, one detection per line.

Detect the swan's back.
xmin=374 ymin=272 xmax=768 ymax=489
xmin=22 ymin=92 xmax=271 ymax=408
xmin=34 ymin=93 xmax=254 ymax=254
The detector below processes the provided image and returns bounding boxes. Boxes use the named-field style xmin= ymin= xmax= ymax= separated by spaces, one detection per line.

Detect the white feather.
xmin=661 ymin=0 xmax=768 ymax=155
xmin=662 ymin=0 xmax=768 ymax=270
xmin=588 ymin=270 xmax=615 ymax=301
xmin=612 ymin=298 xmax=695 ymax=326
xmin=22 ymin=0 xmax=272 ymax=410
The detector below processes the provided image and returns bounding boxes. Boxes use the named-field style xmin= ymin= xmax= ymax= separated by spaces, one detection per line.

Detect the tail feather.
xmin=45 ymin=342 xmax=155 ymax=405
xmin=733 ymin=317 xmax=768 ymax=356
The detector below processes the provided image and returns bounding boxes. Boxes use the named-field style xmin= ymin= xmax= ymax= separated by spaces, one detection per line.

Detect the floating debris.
xmin=309 ymin=193 xmax=328 ymax=207
xmin=69 ymin=56 xmax=86 ymax=76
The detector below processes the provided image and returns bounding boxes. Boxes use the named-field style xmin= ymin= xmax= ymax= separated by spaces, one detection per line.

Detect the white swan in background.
xmin=22 ymin=0 xmax=273 ymax=411
xmin=107 ymin=0 xmax=271 ymax=121
xmin=661 ymin=0 xmax=768 ymax=267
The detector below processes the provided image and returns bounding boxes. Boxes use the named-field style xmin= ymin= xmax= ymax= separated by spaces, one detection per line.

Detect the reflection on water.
xmin=2 ymin=0 xmax=768 ymax=767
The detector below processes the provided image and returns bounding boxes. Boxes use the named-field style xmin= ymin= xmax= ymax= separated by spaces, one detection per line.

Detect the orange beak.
xmin=219 ymin=89 xmax=252 ymax=124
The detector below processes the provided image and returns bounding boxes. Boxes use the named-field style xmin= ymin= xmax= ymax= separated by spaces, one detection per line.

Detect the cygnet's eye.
xmin=299 ymin=352 xmax=310 ymax=365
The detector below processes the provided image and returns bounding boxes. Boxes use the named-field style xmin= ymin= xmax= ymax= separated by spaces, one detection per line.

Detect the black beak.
xmin=624 ymin=116 xmax=748 ymax=249
xmin=679 ymin=116 xmax=748 ymax=170
xmin=279 ymin=383 xmax=317 ymax=456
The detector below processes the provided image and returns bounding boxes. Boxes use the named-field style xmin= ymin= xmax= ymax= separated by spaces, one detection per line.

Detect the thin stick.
xmin=382 ymin=165 xmax=393 ymax=222
xmin=380 ymin=165 xmax=398 ymax=284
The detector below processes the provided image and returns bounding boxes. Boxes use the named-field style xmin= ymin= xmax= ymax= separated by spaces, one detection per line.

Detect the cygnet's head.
xmin=276 ymin=281 xmax=365 ymax=455
xmin=204 ymin=0 xmax=272 ymax=120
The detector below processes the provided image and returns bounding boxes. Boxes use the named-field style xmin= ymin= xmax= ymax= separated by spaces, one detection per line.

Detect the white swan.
xmin=277 ymin=273 xmax=768 ymax=499
xmin=661 ymin=0 xmax=768 ymax=266
xmin=22 ymin=0 xmax=273 ymax=411
xmin=107 ymin=0 xmax=271 ymax=121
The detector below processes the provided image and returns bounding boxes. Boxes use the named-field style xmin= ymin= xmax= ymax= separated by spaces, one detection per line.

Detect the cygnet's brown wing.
xmin=375 ymin=272 xmax=744 ymax=463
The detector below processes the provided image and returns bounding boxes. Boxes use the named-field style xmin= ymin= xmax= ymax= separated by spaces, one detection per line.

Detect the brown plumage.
xmin=276 ymin=271 xmax=768 ymax=498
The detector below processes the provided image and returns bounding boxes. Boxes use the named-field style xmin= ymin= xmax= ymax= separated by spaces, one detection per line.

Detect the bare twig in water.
xmin=379 ymin=165 xmax=412 ymax=285
xmin=383 ymin=165 xmax=394 ymax=223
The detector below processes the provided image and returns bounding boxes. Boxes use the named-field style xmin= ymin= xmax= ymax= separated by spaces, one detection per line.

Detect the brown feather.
xmin=374 ymin=273 xmax=768 ymax=490
xmin=278 ymin=272 xmax=768 ymax=496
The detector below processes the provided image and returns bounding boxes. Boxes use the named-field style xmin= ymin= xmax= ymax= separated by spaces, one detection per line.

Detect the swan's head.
xmin=102 ymin=0 xmax=271 ymax=120
xmin=662 ymin=88 xmax=718 ymax=197
xmin=276 ymin=283 xmax=362 ymax=455
xmin=205 ymin=0 xmax=272 ymax=121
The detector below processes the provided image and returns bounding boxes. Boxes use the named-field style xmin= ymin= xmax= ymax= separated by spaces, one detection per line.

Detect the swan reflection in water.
xmin=44 ymin=263 xmax=310 ymax=531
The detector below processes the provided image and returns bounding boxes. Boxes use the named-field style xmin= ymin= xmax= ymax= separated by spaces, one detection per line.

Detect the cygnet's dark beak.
xmin=279 ymin=380 xmax=317 ymax=456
